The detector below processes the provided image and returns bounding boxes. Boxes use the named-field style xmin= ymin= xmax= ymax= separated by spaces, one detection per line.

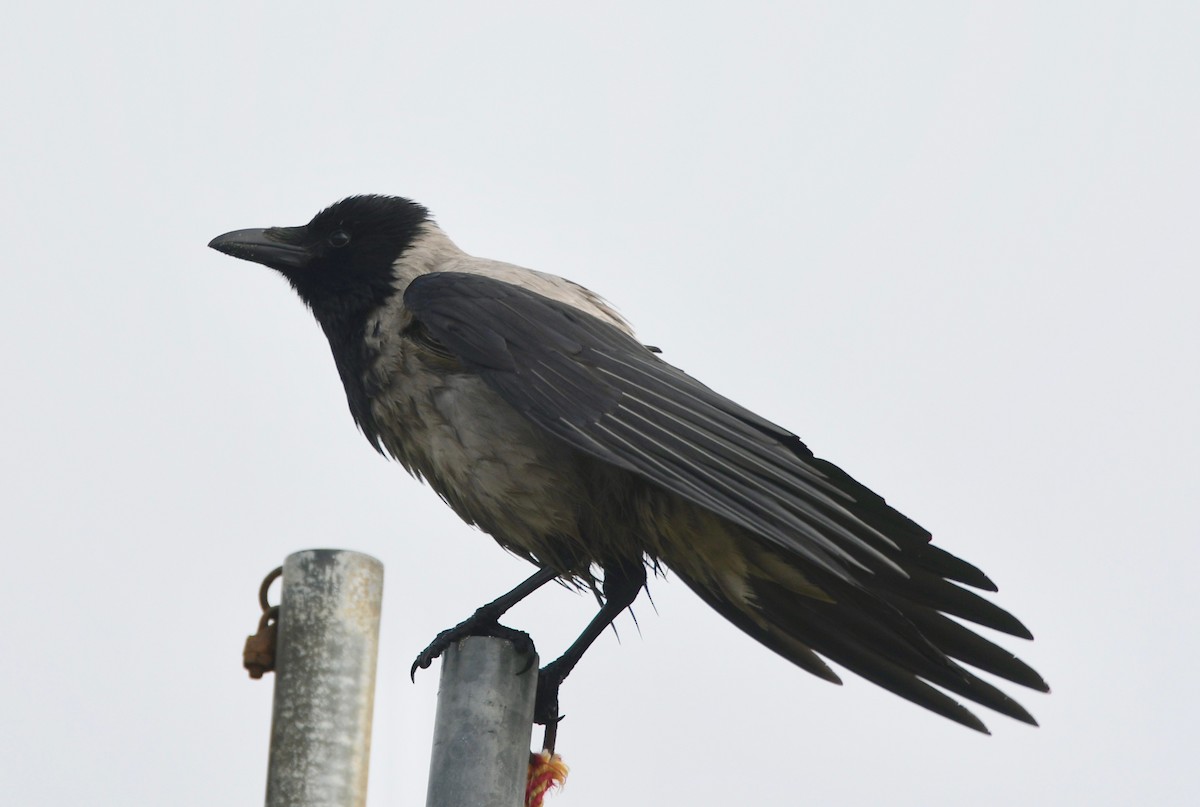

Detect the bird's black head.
xmin=209 ymin=195 xmax=430 ymax=320
xmin=209 ymin=195 xmax=432 ymax=448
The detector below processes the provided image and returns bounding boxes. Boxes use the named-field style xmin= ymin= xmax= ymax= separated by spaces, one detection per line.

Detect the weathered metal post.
xmin=425 ymin=636 xmax=538 ymax=807
xmin=265 ymin=549 xmax=384 ymax=807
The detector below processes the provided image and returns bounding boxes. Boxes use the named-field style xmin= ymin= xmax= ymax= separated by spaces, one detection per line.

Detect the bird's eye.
xmin=328 ymin=229 xmax=352 ymax=248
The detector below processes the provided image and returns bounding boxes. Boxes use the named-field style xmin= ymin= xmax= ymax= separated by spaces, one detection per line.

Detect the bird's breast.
xmin=365 ymin=338 xmax=617 ymax=576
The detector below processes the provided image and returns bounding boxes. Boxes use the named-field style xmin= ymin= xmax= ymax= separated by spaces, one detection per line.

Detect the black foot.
xmin=534 ymin=659 xmax=568 ymax=726
xmin=410 ymin=617 xmax=534 ymax=680
xmin=534 ymin=660 xmax=569 ymax=754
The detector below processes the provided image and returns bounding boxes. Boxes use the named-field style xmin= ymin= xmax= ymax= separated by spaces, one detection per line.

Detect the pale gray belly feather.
xmin=368 ymin=357 xmax=643 ymax=578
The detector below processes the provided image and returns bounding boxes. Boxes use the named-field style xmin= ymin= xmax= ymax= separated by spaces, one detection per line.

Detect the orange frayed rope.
xmin=526 ymin=750 xmax=568 ymax=807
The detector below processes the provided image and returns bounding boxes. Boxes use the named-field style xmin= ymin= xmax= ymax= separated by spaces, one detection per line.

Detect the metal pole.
xmin=266 ymin=549 xmax=384 ymax=807
xmin=425 ymin=636 xmax=538 ymax=807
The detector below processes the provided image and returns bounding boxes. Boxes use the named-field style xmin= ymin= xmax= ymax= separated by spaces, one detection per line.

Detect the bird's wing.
xmin=406 ymin=272 xmax=940 ymax=589
xmin=405 ymin=272 xmax=1047 ymax=731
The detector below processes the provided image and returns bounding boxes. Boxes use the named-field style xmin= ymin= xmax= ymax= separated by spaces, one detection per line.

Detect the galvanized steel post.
xmin=266 ymin=550 xmax=384 ymax=807
xmin=425 ymin=636 xmax=538 ymax=807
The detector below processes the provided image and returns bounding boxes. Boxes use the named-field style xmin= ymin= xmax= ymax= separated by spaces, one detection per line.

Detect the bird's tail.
xmin=669 ymin=541 xmax=1048 ymax=733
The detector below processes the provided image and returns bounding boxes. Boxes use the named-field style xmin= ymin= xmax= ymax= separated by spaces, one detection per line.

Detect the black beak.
xmin=208 ymin=227 xmax=311 ymax=272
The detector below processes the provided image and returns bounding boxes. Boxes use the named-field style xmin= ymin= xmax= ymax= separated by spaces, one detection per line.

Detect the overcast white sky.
xmin=2 ymin=3 xmax=1196 ymax=805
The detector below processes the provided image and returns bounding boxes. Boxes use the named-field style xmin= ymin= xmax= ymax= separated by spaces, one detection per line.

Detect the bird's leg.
xmin=411 ymin=566 xmax=559 ymax=679
xmin=535 ymin=562 xmax=647 ymax=749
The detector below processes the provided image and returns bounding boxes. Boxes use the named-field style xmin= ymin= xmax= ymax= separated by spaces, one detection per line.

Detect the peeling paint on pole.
xmin=266 ymin=550 xmax=384 ymax=807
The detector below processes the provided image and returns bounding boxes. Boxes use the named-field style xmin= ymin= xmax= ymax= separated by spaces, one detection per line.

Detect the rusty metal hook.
xmin=244 ymin=566 xmax=283 ymax=679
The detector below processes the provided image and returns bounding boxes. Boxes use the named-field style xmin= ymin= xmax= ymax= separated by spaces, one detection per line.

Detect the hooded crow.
xmin=210 ymin=195 xmax=1047 ymax=736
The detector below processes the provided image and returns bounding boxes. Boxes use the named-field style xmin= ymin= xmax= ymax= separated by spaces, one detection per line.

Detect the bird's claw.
xmin=409 ymin=626 xmax=456 ymax=680
xmin=410 ymin=619 xmax=534 ymax=681
xmin=534 ymin=661 xmax=569 ymax=754
xmin=533 ymin=660 xmax=566 ymax=726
